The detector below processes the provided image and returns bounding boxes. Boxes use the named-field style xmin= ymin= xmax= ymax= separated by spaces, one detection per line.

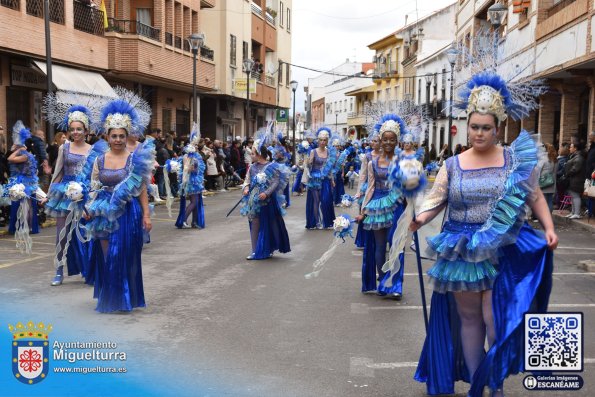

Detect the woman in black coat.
xmin=563 ymin=142 xmax=585 ymax=218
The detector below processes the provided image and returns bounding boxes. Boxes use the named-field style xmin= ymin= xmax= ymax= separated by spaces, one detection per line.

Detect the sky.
xmin=291 ymin=0 xmax=456 ymax=112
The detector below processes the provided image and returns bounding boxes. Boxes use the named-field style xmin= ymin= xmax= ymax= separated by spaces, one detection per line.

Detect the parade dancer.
xmin=355 ymin=115 xmax=406 ymax=297
xmin=273 ymin=132 xmax=292 ymax=208
xmin=412 ymin=71 xmax=556 ymax=396
xmin=84 ymin=99 xmax=154 ymax=313
xmin=176 ymin=124 xmax=206 ymax=229
xmin=293 ymin=131 xmax=315 ymax=196
xmin=6 ymin=121 xmax=45 ymax=253
xmin=353 ymin=135 xmax=381 ymax=249
xmin=44 ymin=101 xmax=108 ymax=286
xmin=331 ymin=134 xmax=347 ymax=206
xmin=305 ymin=127 xmax=336 ymax=229
xmin=240 ymin=128 xmax=290 ymax=260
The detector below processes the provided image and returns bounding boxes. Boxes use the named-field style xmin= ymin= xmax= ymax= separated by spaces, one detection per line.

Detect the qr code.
xmin=525 ymin=313 xmax=582 ymax=371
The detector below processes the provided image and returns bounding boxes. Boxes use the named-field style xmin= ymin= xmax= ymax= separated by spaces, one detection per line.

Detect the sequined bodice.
xmin=312 ymin=149 xmax=328 ymax=171
xmin=63 ymin=144 xmax=86 ymax=176
xmin=9 ymin=150 xmax=36 ymax=177
xmin=447 ymin=150 xmax=509 ymax=224
xmin=249 ymin=162 xmax=268 ymax=179
xmin=373 ymin=158 xmax=390 ymax=191
xmin=98 ymin=155 xmax=131 ymax=188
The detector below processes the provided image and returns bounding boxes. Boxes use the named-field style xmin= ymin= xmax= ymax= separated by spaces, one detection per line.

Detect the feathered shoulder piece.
xmin=12 ymin=121 xmax=31 ymax=147
xmin=374 ymin=114 xmax=408 ymax=140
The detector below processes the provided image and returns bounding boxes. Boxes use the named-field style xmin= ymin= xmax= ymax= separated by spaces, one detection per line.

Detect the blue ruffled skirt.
xmin=8 ymin=199 xmax=39 ymax=235
xmin=362 ymin=188 xmax=400 ymax=231
xmin=250 ymin=198 xmax=291 ymax=259
xmin=185 ymin=176 xmax=203 ymax=196
xmin=175 ymin=195 xmax=205 ymax=229
xmin=305 ymin=178 xmax=335 ymax=229
xmin=46 ymin=175 xmax=76 ymax=218
xmin=415 ymin=224 xmax=553 ymax=396
xmin=92 ymin=198 xmax=145 ymax=313
xmin=427 ymin=221 xmax=498 ymax=292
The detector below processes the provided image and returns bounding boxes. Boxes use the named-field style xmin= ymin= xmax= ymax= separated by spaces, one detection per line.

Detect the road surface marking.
xmin=0 ymin=253 xmax=53 ymax=269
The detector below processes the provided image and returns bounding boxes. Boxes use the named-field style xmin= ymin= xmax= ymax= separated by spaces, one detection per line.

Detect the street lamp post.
xmin=290 ymin=80 xmax=298 ymax=164
xmin=446 ymin=46 xmax=458 ymax=153
xmin=487 ymin=2 xmax=508 ymax=68
xmin=187 ymin=33 xmax=205 ymax=126
xmin=243 ymin=58 xmax=255 ymax=137
xmin=335 ymin=111 xmax=338 ymax=133
xmin=43 ymin=0 xmax=54 ymax=142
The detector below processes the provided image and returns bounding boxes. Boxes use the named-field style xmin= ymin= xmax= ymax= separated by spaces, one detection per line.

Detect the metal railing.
xmin=183 ymin=40 xmax=190 ymax=52
xmin=165 ymin=32 xmax=173 ymax=46
xmin=174 ymin=35 xmax=182 ymax=49
xmin=265 ymin=12 xmax=275 ymax=25
xmin=27 ymin=0 xmax=64 ymax=24
xmin=265 ymin=74 xmax=275 ymax=86
xmin=1 ymin=0 xmax=19 ymax=10
xmin=200 ymin=46 xmax=214 ymax=61
xmin=250 ymin=70 xmax=262 ymax=81
xmin=251 ymin=2 xmax=262 ymax=16
xmin=73 ymin=0 xmax=104 ymax=36
xmin=107 ymin=18 xmax=160 ymax=41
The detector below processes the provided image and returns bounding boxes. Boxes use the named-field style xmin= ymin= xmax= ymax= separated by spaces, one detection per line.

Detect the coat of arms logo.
xmin=8 ymin=321 xmax=52 ymax=385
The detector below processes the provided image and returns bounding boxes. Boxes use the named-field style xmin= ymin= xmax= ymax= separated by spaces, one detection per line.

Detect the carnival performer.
xmin=273 ymin=132 xmax=292 ymax=208
xmin=353 ymin=134 xmax=381 ymax=249
xmin=175 ymin=124 xmax=205 ymax=229
xmin=240 ymin=128 xmax=290 ymax=260
xmin=331 ymin=134 xmax=346 ymax=206
xmin=5 ymin=121 xmax=45 ymax=253
xmin=84 ymin=99 xmax=154 ymax=313
xmin=412 ymin=71 xmax=557 ymax=397
xmin=292 ymin=130 xmax=315 ymax=195
xmin=305 ymin=127 xmax=336 ymax=229
xmin=355 ymin=115 xmax=406 ymax=298
xmin=44 ymin=101 xmax=108 ymax=286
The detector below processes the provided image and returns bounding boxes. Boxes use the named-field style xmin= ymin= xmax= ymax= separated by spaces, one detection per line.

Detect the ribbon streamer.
xmin=53 ymin=201 xmax=88 ymax=269
xmin=14 ymin=198 xmax=33 ymax=255
xmin=305 ymin=239 xmax=342 ymax=279
xmin=163 ymin=167 xmax=174 ymax=218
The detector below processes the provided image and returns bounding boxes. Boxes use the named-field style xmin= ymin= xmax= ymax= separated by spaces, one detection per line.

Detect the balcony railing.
xmin=265 ymin=12 xmax=275 ymax=25
xmin=250 ymin=70 xmax=262 ymax=81
xmin=165 ymin=32 xmax=173 ymax=46
xmin=107 ymin=18 xmax=160 ymax=42
xmin=251 ymin=2 xmax=262 ymax=16
xmin=27 ymin=0 xmax=64 ymax=24
xmin=200 ymin=46 xmax=214 ymax=61
xmin=73 ymin=0 xmax=104 ymax=36
xmin=183 ymin=40 xmax=191 ymax=52
xmin=1 ymin=0 xmax=19 ymax=10
xmin=174 ymin=35 xmax=182 ymax=49
xmin=265 ymin=74 xmax=275 ymax=86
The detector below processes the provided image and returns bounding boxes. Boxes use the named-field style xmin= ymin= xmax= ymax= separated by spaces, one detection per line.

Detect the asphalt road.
xmin=0 ymin=186 xmax=594 ymax=397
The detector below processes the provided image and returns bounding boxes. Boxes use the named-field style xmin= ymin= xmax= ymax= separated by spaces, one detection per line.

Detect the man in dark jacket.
xmin=564 ymin=142 xmax=585 ymax=219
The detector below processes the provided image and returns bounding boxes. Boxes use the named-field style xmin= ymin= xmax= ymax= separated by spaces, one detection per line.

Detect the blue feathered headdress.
xmin=456 ymin=71 xmax=512 ymax=122
xmin=100 ymin=99 xmax=142 ymax=135
xmin=277 ymin=131 xmax=287 ymax=146
xmin=63 ymin=105 xmax=93 ymax=131
xmin=254 ymin=126 xmax=273 ymax=154
xmin=12 ymin=120 xmax=31 ymax=147
xmin=304 ymin=130 xmax=316 ymax=140
xmin=316 ymin=126 xmax=332 ymax=140
xmin=374 ymin=113 xmax=408 ymax=140
xmin=330 ymin=133 xmax=344 ymax=147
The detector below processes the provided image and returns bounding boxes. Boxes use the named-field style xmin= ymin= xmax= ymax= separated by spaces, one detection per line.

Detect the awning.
xmin=33 ymin=61 xmax=116 ymax=99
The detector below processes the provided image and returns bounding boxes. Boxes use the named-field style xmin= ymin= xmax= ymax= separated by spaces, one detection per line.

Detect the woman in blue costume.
xmin=241 ymin=128 xmax=290 ymax=260
xmin=355 ymin=115 xmax=406 ymax=298
xmin=293 ymin=131 xmax=315 ymax=195
xmin=6 ymin=121 xmax=44 ymax=253
xmin=84 ymin=99 xmax=154 ymax=313
xmin=45 ymin=104 xmax=108 ymax=286
xmin=411 ymin=72 xmax=558 ymax=396
xmin=354 ymin=134 xmax=381 ymax=249
xmin=176 ymin=125 xmax=206 ymax=229
xmin=305 ymin=127 xmax=336 ymax=229
xmin=331 ymin=134 xmax=346 ymax=206
xmin=273 ymin=132 xmax=292 ymax=208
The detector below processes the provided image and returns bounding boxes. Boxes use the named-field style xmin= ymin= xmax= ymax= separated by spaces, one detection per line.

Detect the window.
xmin=136 ymin=8 xmax=152 ymax=26
xmin=280 ymin=2 xmax=284 ymax=27
xmin=286 ymin=63 xmax=290 ymax=86
xmin=242 ymin=41 xmax=248 ymax=61
xmin=279 ymin=60 xmax=283 ymax=84
xmin=230 ymin=35 xmax=237 ymax=66
xmin=287 ymin=8 xmax=291 ymax=31
xmin=418 ymin=79 xmax=421 ymax=104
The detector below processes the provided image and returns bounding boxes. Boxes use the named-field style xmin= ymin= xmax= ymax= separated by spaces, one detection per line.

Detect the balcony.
xmin=347 ymin=112 xmax=366 ymax=126
xmin=107 ymin=18 xmax=160 ymax=42
xmin=536 ymin=0 xmax=588 ymax=40
xmin=26 ymin=0 xmax=64 ymax=24
xmin=200 ymin=46 xmax=214 ymax=61
xmin=1 ymin=0 xmax=19 ymax=10
xmin=251 ymin=2 xmax=262 ymax=17
xmin=265 ymin=74 xmax=275 ymax=87
xmin=73 ymin=0 xmax=104 ymax=36
xmin=165 ymin=32 xmax=173 ymax=46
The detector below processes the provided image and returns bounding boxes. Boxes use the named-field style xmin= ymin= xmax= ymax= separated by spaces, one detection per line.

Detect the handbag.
xmin=539 ymin=173 xmax=554 ymax=189
xmin=585 ymin=179 xmax=595 ymax=198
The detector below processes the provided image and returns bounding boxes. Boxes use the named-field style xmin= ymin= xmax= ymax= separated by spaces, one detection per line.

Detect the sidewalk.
xmin=552 ymin=210 xmax=595 ymax=234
